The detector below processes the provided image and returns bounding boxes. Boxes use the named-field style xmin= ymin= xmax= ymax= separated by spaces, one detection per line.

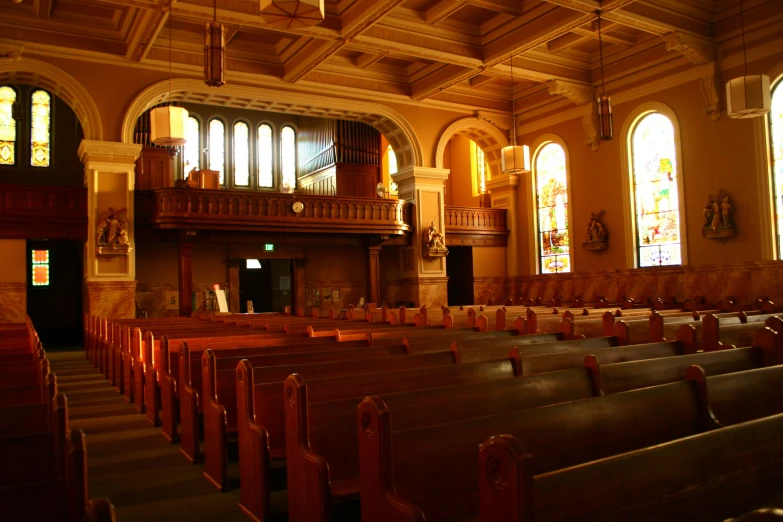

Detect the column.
xmin=0 ymin=240 xmax=27 ymax=323
xmin=393 ymin=166 xmax=450 ymax=308
xmin=178 ymin=243 xmax=193 ymax=317
xmin=367 ymin=245 xmax=381 ymax=305
xmin=487 ymin=172 xmax=521 ymax=297
xmin=79 ymin=140 xmax=142 ymax=320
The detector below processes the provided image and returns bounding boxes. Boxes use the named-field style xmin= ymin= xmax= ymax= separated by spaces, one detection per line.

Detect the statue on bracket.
xmin=424 ymin=220 xmax=448 ymax=258
xmin=96 ymin=207 xmax=131 ymax=258
xmin=582 ymin=210 xmax=609 ymax=252
xmin=702 ymin=189 xmax=735 ymax=241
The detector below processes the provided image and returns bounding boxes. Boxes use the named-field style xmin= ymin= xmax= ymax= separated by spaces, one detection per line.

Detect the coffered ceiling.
xmin=0 ymin=0 xmax=781 ymax=116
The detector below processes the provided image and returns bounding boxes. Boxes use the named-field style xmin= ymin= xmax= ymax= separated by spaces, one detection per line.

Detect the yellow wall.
xmin=0 ymin=240 xmax=27 ymax=283
xmin=443 ymin=135 xmax=480 ymax=207
xmin=135 ymin=242 xmax=178 ymax=284
xmin=473 ymin=247 xmax=507 ymax=277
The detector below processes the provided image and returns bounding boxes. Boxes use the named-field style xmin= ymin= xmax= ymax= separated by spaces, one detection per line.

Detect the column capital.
xmin=393 ymin=166 xmax=449 ymax=184
xmin=79 ymin=140 xmax=142 ymax=166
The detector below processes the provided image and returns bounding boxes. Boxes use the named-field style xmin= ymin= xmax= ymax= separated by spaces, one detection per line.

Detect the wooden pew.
xmin=357 ymin=330 xmax=782 ymax=522
xmin=238 ymin=355 xmax=523 ymax=521
xmin=281 ymin=340 xmax=683 ymax=522
xmin=479 ymin=413 xmax=783 ymax=522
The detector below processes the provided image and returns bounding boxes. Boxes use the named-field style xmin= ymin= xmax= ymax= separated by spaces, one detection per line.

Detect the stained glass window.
xmin=631 ymin=112 xmax=681 ymax=267
xmin=233 ymin=121 xmax=250 ymax=187
xmin=31 ymin=249 xmax=49 ymax=286
xmin=258 ymin=123 xmax=273 ymax=188
xmin=387 ymin=144 xmax=398 ymax=195
xmin=30 ymin=90 xmax=50 ymax=167
xmin=280 ymin=125 xmax=296 ymax=191
xmin=476 ymin=144 xmax=486 ymax=195
xmin=183 ymin=116 xmax=200 ymax=175
xmin=771 ymin=81 xmax=783 ymax=257
xmin=0 ymin=86 xmax=16 ymax=166
xmin=208 ymin=119 xmax=225 ymax=185
xmin=534 ymin=142 xmax=570 ymax=274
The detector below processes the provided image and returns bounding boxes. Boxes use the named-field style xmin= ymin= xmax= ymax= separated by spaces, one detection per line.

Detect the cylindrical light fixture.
xmin=726 ymin=0 xmax=771 ymax=119
xmin=150 ymin=105 xmax=188 ymax=146
xmin=597 ymin=95 xmax=613 ymax=140
xmin=204 ymin=20 xmax=226 ymax=87
xmin=259 ymin=0 xmax=325 ymax=29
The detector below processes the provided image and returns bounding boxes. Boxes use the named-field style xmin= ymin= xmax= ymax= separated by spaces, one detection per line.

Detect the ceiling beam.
xmin=35 ymin=0 xmax=53 ymax=19
xmin=126 ymin=6 xmax=169 ymax=62
xmin=356 ymin=52 xmax=387 ymax=69
xmin=425 ymin=0 xmax=465 ymax=24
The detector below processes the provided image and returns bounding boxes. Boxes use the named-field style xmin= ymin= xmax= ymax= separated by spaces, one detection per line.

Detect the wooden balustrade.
xmin=135 ymin=188 xmax=412 ymax=236
xmin=444 ymin=206 xmax=509 ymax=246
xmin=0 ymin=184 xmax=87 ymax=240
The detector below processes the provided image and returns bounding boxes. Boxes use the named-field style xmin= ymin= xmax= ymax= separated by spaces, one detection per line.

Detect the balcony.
xmin=444 ymin=206 xmax=509 ymax=246
xmin=0 ymin=184 xmax=87 ymax=240
xmin=135 ymin=188 xmax=413 ymax=237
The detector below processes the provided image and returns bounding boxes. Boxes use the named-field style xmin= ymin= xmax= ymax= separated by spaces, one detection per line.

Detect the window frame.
xmin=528 ymin=134 xmax=575 ymax=275
xmin=256 ymin=121 xmax=276 ymax=190
xmin=0 ymin=85 xmax=19 ymax=168
xmin=755 ymin=66 xmax=783 ymax=260
xmin=620 ymin=102 xmax=688 ymax=268
xmin=207 ymin=116 xmax=228 ymax=187
xmin=280 ymin=124 xmax=298 ymax=192
xmin=182 ymin=113 xmax=202 ymax=177
xmin=29 ymin=88 xmax=53 ymax=169
xmin=231 ymin=119 xmax=252 ymax=189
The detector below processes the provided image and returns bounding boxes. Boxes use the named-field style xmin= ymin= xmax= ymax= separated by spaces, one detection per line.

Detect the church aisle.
xmin=48 ymin=350 xmax=249 ymax=522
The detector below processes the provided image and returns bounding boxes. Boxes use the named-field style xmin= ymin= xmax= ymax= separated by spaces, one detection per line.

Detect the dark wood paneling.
xmin=444 ymin=206 xmax=509 ymax=247
xmin=0 ymin=184 xmax=87 ymax=240
xmin=135 ymin=147 xmax=175 ymax=190
xmin=336 ymin=163 xmax=380 ymax=198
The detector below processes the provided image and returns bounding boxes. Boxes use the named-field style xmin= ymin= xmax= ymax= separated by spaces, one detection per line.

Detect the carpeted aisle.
xmin=48 ymin=350 xmax=249 ymax=522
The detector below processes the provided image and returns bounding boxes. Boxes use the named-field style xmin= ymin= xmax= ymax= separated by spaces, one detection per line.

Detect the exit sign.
xmin=264 ymin=244 xmax=275 ymax=252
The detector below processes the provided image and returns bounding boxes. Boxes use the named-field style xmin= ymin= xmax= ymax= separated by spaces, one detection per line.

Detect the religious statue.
xmin=96 ymin=207 xmax=129 ymax=247
xmin=702 ymin=189 xmax=735 ymax=241
xmin=582 ymin=210 xmax=609 ymax=252
xmin=424 ymin=220 xmax=448 ymax=257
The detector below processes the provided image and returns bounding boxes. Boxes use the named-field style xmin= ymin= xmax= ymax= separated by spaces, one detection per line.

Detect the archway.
xmin=121 ymin=79 xmax=423 ymax=172
xmin=0 ymin=57 xmax=103 ymax=141
xmin=434 ymin=117 xmax=509 ymax=180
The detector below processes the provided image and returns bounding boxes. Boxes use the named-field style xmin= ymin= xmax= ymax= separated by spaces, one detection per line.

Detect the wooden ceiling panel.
xmin=445 ymin=4 xmax=501 ymax=26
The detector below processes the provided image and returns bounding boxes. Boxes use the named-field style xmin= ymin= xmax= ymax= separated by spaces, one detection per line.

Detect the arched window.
xmin=630 ymin=112 xmax=682 ymax=267
xmin=30 ymin=89 xmax=51 ymax=167
xmin=183 ymin=115 xmax=200 ymax=174
xmin=533 ymin=142 xmax=571 ymax=274
xmin=0 ymin=86 xmax=17 ymax=166
xmin=233 ymin=121 xmax=250 ymax=187
xmin=387 ymin=144 xmax=398 ymax=195
xmin=257 ymin=123 xmax=273 ymax=188
xmin=280 ymin=125 xmax=296 ymax=191
xmin=770 ymin=80 xmax=783 ymax=257
xmin=208 ymin=118 xmax=226 ymax=185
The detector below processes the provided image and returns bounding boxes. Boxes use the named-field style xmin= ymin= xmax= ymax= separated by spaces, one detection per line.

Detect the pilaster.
xmin=487 ymin=173 xmax=521 ymax=277
xmin=79 ymin=140 xmax=142 ymax=320
xmin=393 ymin=166 xmax=450 ymax=308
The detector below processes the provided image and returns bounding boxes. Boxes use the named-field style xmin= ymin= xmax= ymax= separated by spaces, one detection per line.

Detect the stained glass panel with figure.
xmin=535 ymin=142 xmax=570 ymax=274
xmin=281 ymin=126 xmax=296 ymax=192
xmin=183 ymin=116 xmax=200 ymax=175
xmin=208 ymin=119 xmax=225 ymax=185
xmin=233 ymin=121 xmax=250 ymax=187
xmin=771 ymin=82 xmax=783 ymax=257
xmin=631 ymin=112 xmax=681 ymax=267
xmin=258 ymin=124 xmax=273 ymax=188
xmin=30 ymin=90 xmax=50 ymax=167
xmin=0 ymin=86 xmax=16 ymax=165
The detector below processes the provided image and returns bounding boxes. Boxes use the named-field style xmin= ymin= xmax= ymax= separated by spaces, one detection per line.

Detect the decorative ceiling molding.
xmin=0 ymin=45 xmax=23 ymax=61
xmin=475 ymin=110 xmax=513 ymax=132
xmin=700 ymin=62 xmax=723 ymax=121
xmin=581 ymin=109 xmax=600 ymax=152
xmin=662 ymin=32 xmax=715 ymax=65
xmin=547 ymin=79 xmax=595 ymax=106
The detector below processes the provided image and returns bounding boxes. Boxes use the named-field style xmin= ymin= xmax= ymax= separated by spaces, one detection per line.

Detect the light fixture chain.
xmin=597 ymin=9 xmax=606 ymax=97
xmin=510 ymin=55 xmax=516 ymax=146
xmin=739 ymin=0 xmax=748 ymax=77
xmin=168 ymin=0 xmax=173 ymax=106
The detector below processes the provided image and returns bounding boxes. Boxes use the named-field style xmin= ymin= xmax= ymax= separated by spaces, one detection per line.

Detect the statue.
xmin=96 ymin=207 xmax=129 ymax=247
xmin=424 ymin=220 xmax=448 ymax=257
xmin=582 ymin=211 xmax=609 ymax=252
xmin=702 ymin=189 xmax=735 ymax=241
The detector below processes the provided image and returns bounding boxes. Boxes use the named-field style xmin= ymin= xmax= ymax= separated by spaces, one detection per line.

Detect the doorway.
xmin=446 ymin=246 xmax=474 ymax=306
xmin=239 ymin=258 xmax=293 ymax=313
xmin=27 ymin=240 xmax=84 ymax=346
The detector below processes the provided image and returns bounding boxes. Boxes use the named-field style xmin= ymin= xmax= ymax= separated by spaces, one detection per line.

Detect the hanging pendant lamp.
xmin=151 ymin=1 xmax=188 ymax=146
xmin=259 ymin=0 xmax=325 ymax=29
xmin=596 ymin=8 xmax=613 ymax=140
xmin=204 ymin=0 xmax=226 ymax=87
xmin=501 ymin=56 xmax=531 ymax=174
xmin=726 ymin=0 xmax=771 ymax=118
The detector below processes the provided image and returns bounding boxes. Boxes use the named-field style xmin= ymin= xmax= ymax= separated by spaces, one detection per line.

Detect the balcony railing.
xmin=444 ymin=206 xmax=509 ymax=246
xmin=0 ymin=184 xmax=87 ymax=240
xmin=136 ymin=188 xmax=413 ymax=236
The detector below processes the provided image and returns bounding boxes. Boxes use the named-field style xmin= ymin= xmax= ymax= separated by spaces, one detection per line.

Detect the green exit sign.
xmin=264 ymin=244 xmax=275 ymax=252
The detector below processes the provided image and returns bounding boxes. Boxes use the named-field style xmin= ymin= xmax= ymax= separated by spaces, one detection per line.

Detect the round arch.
xmin=434 ymin=117 xmax=509 ymax=180
xmin=0 ymin=57 xmax=103 ymax=140
xmin=121 ymin=79 xmax=423 ymax=171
